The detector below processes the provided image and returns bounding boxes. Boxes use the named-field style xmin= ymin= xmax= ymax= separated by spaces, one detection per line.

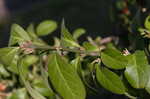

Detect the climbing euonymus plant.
xmin=1 ymin=16 xmax=150 ymax=99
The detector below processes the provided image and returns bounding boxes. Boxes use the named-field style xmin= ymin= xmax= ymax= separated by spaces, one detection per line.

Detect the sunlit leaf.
xmin=18 ymin=57 xmax=46 ymax=99
xmin=70 ymin=57 xmax=81 ymax=71
xmin=7 ymin=88 xmax=29 ymax=99
xmin=96 ymin=66 xmax=126 ymax=94
xmin=61 ymin=20 xmax=80 ymax=47
xmin=125 ymin=51 xmax=150 ymax=88
xmin=27 ymin=24 xmax=47 ymax=46
xmin=36 ymin=20 xmax=57 ymax=36
xmin=47 ymin=53 xmax=86 ymax=99
xmin=83 ymin=42 xmax=99 ymax=52
xmin=0 ymin=47 xmax=19 ymax=66
xmin=101 ymin=48 xmax=127 ymax=69
xmin=0 ymin=64 xmax=10 ymax=77
xmin=73 ymin=28 xmax=86 ymax=40
xmin=145 ymin=16 xmax=150 ymax=30
xmin=9 ymin=24 xmax=31 ymax=46
xmin=145 ymin=66 xmax=150 ymax=94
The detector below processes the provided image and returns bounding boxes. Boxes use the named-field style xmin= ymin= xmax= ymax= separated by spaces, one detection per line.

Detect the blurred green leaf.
xmin=0 ymin=64 xmax=10 ymax=77
xmin=7 ymin=88 xmax=28 ymax=99
xmin=145 ymin=16 xmax=150 ymax=30
xmin=47 ymin=53 xmax=86 ymax=99
xmin=145 ymin=67 xmax=150 ymax=94
xmin=0 ymin=47 xmax=19 ymax=66
xmin=125 ymin=51 xmax=150 ymax=88
xmin=33 ymin=77 xmax=53 ymax=97
xmin=27 ymin=24 xmax=47 ymax=46
xmin=36 ymin=20 xmax=57 ymax=36
xmin=73 ymin=28 xmax=86 ymax=40
xmin=18 ymin=56 xmax=46 ymax=99
xmin=101 ymin=48 xmax=127 ymax=69
xmin=96 ymin=66 xmax=126 ymax=94
xmin=83 ymin=42 xmax=99 ymax=52
xmin=39 ymin=56 xmax=56 ymax=98
xmin=70 ymin=56 xmax=81 ymax=71
xmin=23 ymin=55 xmax=39 ymax=66
xmin=61 ymin=20 xmax=80 ymax=47
xmin=9 ymin=24 xmax=31 ymax=46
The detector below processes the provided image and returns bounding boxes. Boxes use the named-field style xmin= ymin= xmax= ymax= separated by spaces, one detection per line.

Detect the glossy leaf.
xmin=145 ymin=16 xmax=150 ymax=30
xmin=9 ymin=24 xmax=31 ymax=46
xmin=96 ymin=66 xmax=126 ymax=94
xmin=73 ymin=28 xmax=86 ymax=40
xmin=101 ymin=48 xmax=127 ymax=69
xmin=125 ymin=51 xmax=150 ymax=88
xmin=36 ymin=20 xmax=57 ymax=36
xmin=61 ymin=20 xmax=80 ymax=47
xmin=47 ymin=53 xmax=86 ymax=99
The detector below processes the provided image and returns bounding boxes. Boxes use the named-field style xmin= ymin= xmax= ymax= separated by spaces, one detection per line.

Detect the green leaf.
xmin=39 ymin=56 xmax=56 ymax=98
xmin=18 ymin=56 xmax=46 ymax=99
xmin=101 ymin=48 xmax=127 ymax=69
xmin=73 ymin=28 xmax=86 ymax=40
xmin=27 ymin=24 xmax=37 ymax=39
xmin=23 ymin=55 xmax=39 ymax=66
xmin=0 ymin=47 xmax=19 ymax=66
xmin=96 ymin=66 xmax=126 ymax=94
xmin=145 ymin=16 xmax=150 ymax=30
xmin=145 ymin=66 xmax=150 ymax=94
xmin=7 ymin=88 xmax=29 ymax=99
xmin=47 ymin=53 xmax=86 ymax=99
xmin=83 ymin=42 xmax=99 ymax=52
xmin=9 ymin=24 xmax=31 ymax=46
xmin=61 ymin=20 xmax=80 ymax=47
xmin=36 ymin=20 xmax=57 ymax=36
xmin=0 ymin=64 xmax=10 ymax=77
xmin=70 ymin=57 xmax=81 ymax=71
xmin=27 ymin=24 xmax=47 ymax=46
xmin=32 ymin=77 xmax=54 ymax=97
xmin=125 ymin=51 xmax=150 ymax=88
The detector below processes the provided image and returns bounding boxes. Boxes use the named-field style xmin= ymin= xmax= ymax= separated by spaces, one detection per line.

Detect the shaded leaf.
xmin=36 ymin=20 xmax=57 ymax=36
xmin=96 ymin=66 xmax=126 ymax=94
xmin=101 ymin=48 xmax=127 ymax=69
xmin=47 ymin=53 xmax=86 ymax=99
xmin=9 ymin=24 xmax=31 ymax=46
xmin=125 ymin=51 xmax=149 ymax=88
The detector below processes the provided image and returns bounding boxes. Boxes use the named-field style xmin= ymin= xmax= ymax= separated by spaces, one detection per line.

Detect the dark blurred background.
xmin=0 ymin=0 xmax=149 ymax=98
xmin=0 ymin=0 xmax=114 ymax=47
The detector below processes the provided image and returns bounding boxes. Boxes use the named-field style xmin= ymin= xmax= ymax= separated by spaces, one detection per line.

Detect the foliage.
xmin=1 ymin=1 xmax=150 ymax=98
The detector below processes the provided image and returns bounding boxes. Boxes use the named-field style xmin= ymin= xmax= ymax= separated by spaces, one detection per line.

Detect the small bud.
xmin=122 ymin=49 xmax=130 ymax=56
